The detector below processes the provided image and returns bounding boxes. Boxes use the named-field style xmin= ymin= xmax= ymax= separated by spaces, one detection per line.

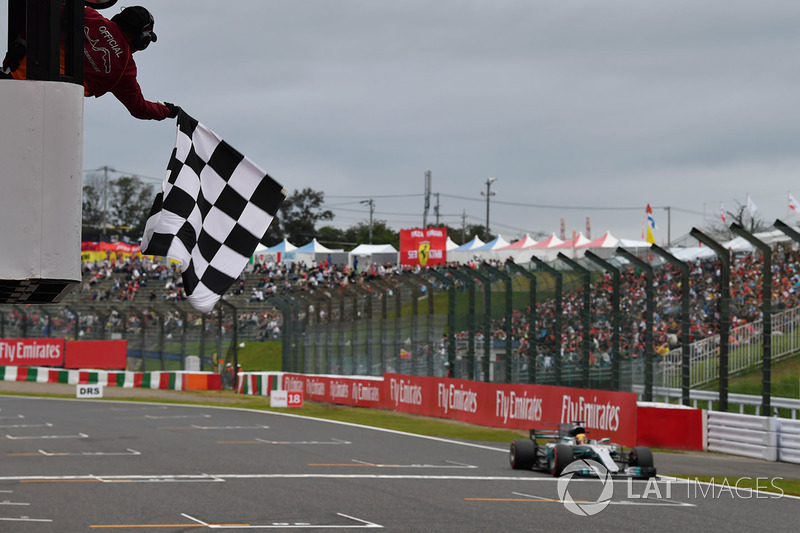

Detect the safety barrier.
xmin=631 ymin=385 xmax=800 ymax=419
xmin=0 ymin=365 xmax=221 ymax=391
xmin=707 ymin=411 xmax=780 ymax=461
xmin=779 ymin=418 xmax=800 ymax=464
xmin=237 ymin=372 xmax=284 ymax=396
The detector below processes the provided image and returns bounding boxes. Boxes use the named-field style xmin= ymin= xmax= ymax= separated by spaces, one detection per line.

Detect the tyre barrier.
xmin=0 ymin=365 xmax=221 ymax=391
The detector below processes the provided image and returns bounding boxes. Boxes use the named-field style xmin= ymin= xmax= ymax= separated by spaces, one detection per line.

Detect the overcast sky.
xmin=7 ymin=1 xmax=800 ymax=245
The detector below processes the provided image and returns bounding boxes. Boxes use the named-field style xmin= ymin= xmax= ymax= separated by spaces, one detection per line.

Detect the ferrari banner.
xmin=400 ymin=227 xmax=447 ymax=266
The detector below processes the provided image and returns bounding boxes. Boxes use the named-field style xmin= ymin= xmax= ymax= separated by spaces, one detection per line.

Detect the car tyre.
xmin=510 ymin=439 xmax=536 ymax=470
xmin=549 ymin=443 xmax=573 ymax=476
xmin=629 ymin=446 xmax=654 ymax=468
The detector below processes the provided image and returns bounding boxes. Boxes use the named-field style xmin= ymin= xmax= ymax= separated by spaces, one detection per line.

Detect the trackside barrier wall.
xmin=237 ymin=372 xmax=284 ymax=396
xmin=0 ymin=366 xmax=221 ymax=391
xmin=707 ymin=411 xmax=780 ymax=462
xmin=778 ymin=419 xmax=800 ymax=464
xmin=636 ymin=403 xmax=705 ymax=451
xmin=282 ymin=372 xmax=638 ymax=445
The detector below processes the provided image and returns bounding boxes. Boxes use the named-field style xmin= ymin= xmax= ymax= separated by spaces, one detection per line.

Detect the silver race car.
xmin=509 ymin=421 xmax=657 ymax=478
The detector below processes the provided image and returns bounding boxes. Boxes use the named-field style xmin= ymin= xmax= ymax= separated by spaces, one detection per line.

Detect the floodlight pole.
xmin=690 ymin=228 xmax=731 ymax=412
xmin=731 ymin=224 xmax=772 ymax=416
xmin=481 ymin=177 xmax=497 ymax=236
xmin=584 ymin=251 xmax=621 ymax=391
xmin=650 ymin=244 xmax=691 ymax=406
xmin=557 ymin=253 xmax=592 ymax=389
xmin=615 ymin=248 xmax=654 ymax=402
xmin=530 ymin=256 xmax=563 ymax=386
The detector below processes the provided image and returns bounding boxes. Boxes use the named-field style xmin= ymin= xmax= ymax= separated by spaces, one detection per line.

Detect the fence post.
xmin=482 ymin=262 xmax=513 ymax=383
xmin=425 ymin=268 xmax=457 ymax=378
xmin=650 ymin=245 xmax=692 ymax=405
xmin=13 ymin=306 xmax=28 ymax=338
xmin=448 ymin=267 xmax=477 ymax=380
xmin=171 ymin=305 xmax=188 ymax=371
xmin=373 ymin=280 xmax=391 ymax=375
xmin=150 ymin=307 xmax=165 ymax=371
xmin=199 ymin=312 xmax=207 ymax=372
xmin=616 ymin=248 xmax=655 ymax=402
xmin=462 ymin=267 xmax=492 ymax=382
xmin=530 ymin=256 xmax=563 ymax=386
xmin=352 ymin=284 xmax=374 ymax=376
xmin=65 ymin=306 xmax=79 ymax=342
xmin=219 ymin=300 xmax=238 ymax=378
xmin=404 ymin=272 xmax=435 ymax=376
xmin=584 ymin=252 xmax=622 ymax=391
xmin=731 ymin=224 xmax=773 ymax=416
xmin=556 ymin=254 xmax=592 ymax=389
xmin=505 ymin=260 xmax=537 ymax=384
xmin=690 ymin=228 xmax=731 ymax=412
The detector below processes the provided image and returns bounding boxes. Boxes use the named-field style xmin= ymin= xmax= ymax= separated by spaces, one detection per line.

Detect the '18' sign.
xmin=271 ymin=390 xmax=304 ymax=408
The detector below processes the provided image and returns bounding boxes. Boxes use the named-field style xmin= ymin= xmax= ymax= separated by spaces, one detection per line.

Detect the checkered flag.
xmin=141 ymin=111 xmax=287 ymax=313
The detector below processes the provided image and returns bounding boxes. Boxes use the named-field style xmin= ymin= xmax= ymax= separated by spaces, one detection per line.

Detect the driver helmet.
xmin=575 ymin=433 xmax=587 ymax=444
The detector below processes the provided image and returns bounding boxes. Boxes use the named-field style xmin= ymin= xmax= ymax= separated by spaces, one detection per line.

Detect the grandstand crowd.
xmin=2 ymin=243 xmax=800 ymax=370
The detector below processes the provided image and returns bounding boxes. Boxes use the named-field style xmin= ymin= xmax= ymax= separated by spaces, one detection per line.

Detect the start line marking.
xmin=5 ymin=432 xmax=88 ymax=440
xmin=178 ymin=511 xmax=381 ymax=529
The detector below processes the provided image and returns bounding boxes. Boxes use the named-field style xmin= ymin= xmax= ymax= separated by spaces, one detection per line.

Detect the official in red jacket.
xmin=3 ymin=6 xmax=179 ymax=121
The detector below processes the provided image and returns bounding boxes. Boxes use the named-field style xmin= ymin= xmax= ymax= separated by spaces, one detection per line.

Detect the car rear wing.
xmin=529 ymin=429 xmax=559 ymax=440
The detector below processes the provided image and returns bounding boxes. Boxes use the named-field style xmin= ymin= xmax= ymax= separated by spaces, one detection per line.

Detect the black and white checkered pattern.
xmin=141 ymin=111 xmax=286 ymax=313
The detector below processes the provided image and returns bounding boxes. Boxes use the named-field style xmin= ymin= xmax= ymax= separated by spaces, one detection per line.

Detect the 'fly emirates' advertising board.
xmin=0 ymin=339 xmax=64 ymax=366
xmin=282 ymin=373 xmax=637 ymax=445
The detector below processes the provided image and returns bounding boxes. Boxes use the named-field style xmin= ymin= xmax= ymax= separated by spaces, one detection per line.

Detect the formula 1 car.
xmin=509 ymin=422 xmax=657 ymax=479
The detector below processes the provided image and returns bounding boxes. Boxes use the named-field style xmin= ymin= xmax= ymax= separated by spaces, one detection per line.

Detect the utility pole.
xmin=101 ymin=165 xmax=115 ymax=238
xmin=461 ymin=210 xmax=467 ymax=242
xmin=481 ymin=177 xmax=497 ymax=236
xmin=423 ymin=170 xmax=431 ymax=228
xmin=360 ymin=199 xmax=374 ymax=243
xmin=434 ymin=193 xmax=440 ymax=226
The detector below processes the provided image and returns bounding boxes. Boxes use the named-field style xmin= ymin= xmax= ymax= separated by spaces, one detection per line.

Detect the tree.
xmin=343 ymin=221 xmax=399 ymax=248
xmin=316 ymin=225 xmax=347 ymax=247
xmin=724 ymin=199 xmax=768 ymax=234
xmin=108 ymin=176 xmax=155 ymax=240
xmin=278 ymin=188 xmax=334 ymax=244
xmin=81 ymin=170 xmax=105 ymax=235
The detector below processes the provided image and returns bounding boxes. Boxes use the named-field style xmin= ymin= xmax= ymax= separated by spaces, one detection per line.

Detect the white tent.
xmin=495 ymin=233 xmax=538 ymax=262
xmin=349 ymin=244 xmax=399 ymax=268
xmin=252 ymin=238 xmax=297 ymax=264
xmin=295 ymin=238 xmax=336 ymax=254
xmin=549 ymin=232 xmax=592 ymax=258
xmin=522 ymin=233 xmax=566 ymax=262
xmin=287 ymin=238 xmax=343 ymax=266
xmin=577 ymin=231 xmax=619 ymax=249
xmin=449 ymin=235 xmax=486 ymax=264
xmin=266 ymin=238 xmax=297 ymax=252
xmin=469 ymin=235 xmax=512 ymax=262
xmin=451 ymin=236 xmax=485 ymax=251
xmin=445 ymin=236 xmax=460 ymax=251
xmin=618 ymin=238 xmax=652 ymax=249
xmin=499 ymin=234 xmax=538 ymax=250
xmin=350 ymin=244 xmax=397 ymax=255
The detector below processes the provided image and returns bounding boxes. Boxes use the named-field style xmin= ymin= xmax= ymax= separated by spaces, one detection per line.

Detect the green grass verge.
xmin=234 ymin=341 xmax=282 ymax=371
xmin=0 ymin=388 xmax=523 ymax=443
xmin=670 ymin=475 xmax=800 ymax=498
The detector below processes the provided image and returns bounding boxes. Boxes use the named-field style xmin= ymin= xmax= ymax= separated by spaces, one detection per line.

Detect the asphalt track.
xmin=0 ymin=395 xmax=798 ymax=532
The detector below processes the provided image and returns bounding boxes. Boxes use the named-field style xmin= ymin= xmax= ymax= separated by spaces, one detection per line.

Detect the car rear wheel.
xmin=629 ymin=446 xmax=654 ymax=468
xmin=549 ymin=443 xmax=573 ymax=476
xmin=510 ymin=439 xmax=536 ymax=470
